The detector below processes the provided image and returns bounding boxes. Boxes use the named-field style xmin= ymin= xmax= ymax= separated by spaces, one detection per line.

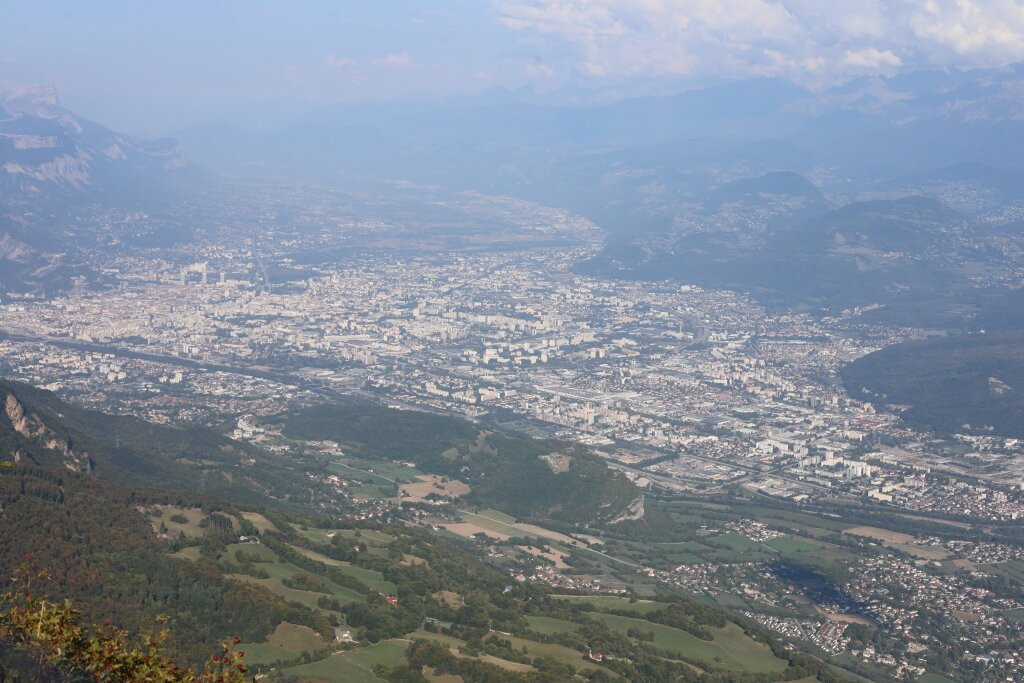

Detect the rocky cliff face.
xmin=1 ymin=390 xmax=92 ymax=473
xmin=0 ymin=85 xmax=187 ymax=197
xmin=609 ymin=494 xmax=645 ymax=524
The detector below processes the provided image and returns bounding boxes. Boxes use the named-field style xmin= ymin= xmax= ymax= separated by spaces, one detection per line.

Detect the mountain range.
xmin=0 ymin=86 xmax=193 ymax=291
xmin=3 ymin=67 xmax=1024 ymax=317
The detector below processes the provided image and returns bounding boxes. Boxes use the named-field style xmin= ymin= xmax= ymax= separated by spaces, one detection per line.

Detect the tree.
xmin=0 ymin=561 xmax=251 ymax=682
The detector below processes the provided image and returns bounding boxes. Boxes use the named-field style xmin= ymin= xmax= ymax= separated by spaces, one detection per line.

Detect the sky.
xmin=2 ymin=0 xmax=1024 ymax=135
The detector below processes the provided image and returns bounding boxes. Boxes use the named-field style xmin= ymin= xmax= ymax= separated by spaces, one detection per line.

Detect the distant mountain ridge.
xmin=0 ymin=85 xmax=187 ymax=197
xmin=0 ymin=86 xmax=195 ymax=291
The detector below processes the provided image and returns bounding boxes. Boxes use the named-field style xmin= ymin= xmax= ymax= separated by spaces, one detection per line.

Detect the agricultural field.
xmin=240 ymin=511 xmax=278 ymax=533
xmin=525 ymin=615 xmax=579 ymax=635
xmin=844 ymin=526 xmax=950 ymax=560
xmin=290 ymin=545 xmax=397 ymax=593
xmin=240 ymin=622 xmax=328 ymax=667
xmin=586 ymin=612 xmax=787 ymax=674
xmin=146 ymin=505 xmax=208 ymax=539
xmin=174 ymin=537 xmax=368 ymax=615
xmin=397 ymin=474 xmax=470 ymax=503
xmin=552 ymin=595 xmax=669 ymax=615
xmin=281 ymin=639 xmax=410 ymax=683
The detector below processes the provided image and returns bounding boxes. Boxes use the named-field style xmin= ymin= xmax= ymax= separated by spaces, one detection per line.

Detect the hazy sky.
xmin=3 ymin=0 xmax=1024 ymax=135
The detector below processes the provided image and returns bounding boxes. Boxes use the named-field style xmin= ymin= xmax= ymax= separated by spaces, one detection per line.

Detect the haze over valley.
xmin=3 ymin=3 xmax=1024 ymax=682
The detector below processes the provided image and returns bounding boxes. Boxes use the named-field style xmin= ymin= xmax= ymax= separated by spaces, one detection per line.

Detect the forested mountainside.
xmin=281 ymin=404 xmax=640 ymax=526
xmin=0 ymin=392 xmax=844 ymax=682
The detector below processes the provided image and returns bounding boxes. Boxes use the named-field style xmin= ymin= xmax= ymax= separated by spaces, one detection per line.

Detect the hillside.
xmin=0 ymin=86 xmax=195 ymax=291
xmin=0 ymin=379 xmax=332 ymax=508
xmin=0 ymin=391 xmax=844 ymax=682
xmin=702 ymin=171 xmax=833 ymax=232
xmin=280 ymin=403 xmax=641 ymax=527
xmin=0 ymin=86 xmax=186 ymax=206
xmin=582 ymin=195 xmax=980 ymax=317
xmin=0 ymin=465 xmax=327 ymax=667
xmin=841 ymin=331 xmax=1024 ymax=439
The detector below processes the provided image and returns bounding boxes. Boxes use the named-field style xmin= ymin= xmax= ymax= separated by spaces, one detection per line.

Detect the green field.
xmin=225 ymin=541 xmax=279 ymax=561
xmin=212 ymin=542 xmax=368 ymax=609
xmin=238 ymin=622 xmax=329 ymax=667
xmin=230 ymin=558 xmax=366 ymax=612
xmin=587 ymin=613 xmax=787 ymax=673
xmin=525 ymin=615 xmax=580 ymax=635
xmin=281 ymin=639 xmax=410 ymax=683
xmin=267 ymin=622 xmax=327 ymax=652
xmin=290 ymin=545 xmax=397 ymax=593
xmin=240 ymin=511 xmax=278 ymax=533
xmin=553 ymin=595 xmax=668 ymax=615
xmin=477 ymin=508 xmax=518 ymax=524
xmin=235 ymin=642 xmax=295 ymax=667
xmin=501 ymin=634 xmax=607 ymax=673
xmin=764 ymin=536 xmax=829 ymax=553
xmin=294 ymin=526 xmax=396 ymax=547
xmin=151 ymin=506 xmax=207 ymax=539
xmin=335 ymin=458 xmax=424 ymax=483
xmin=407 ymin=629 xmax=466 ymax=649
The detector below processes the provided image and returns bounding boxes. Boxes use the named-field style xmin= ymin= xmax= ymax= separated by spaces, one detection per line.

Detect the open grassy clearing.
xmin=1003 ymin=607 xmax=1024 ymax=623
xmin=237 ymin=622 xmax=329 ymax=667
xmin=229 ymin=560 xmax=366 ymax=612
xmin=500 ymin=634 xmax=609 ymax=673
xmin=553 ymin=595 xmax=669 ymax=615
xmin=267 ymin=622 xmax=328 ymax=652
xmin=148 ymin=506 xmax=207 ymax=539
xmin=475 ymin=654 xmax=534 ymax=672
xmin=295 ymin=526 xmax=337 ymax=545
xmin=440 ymin=521 xmax=510 ymax=541
xmin=255 ymin=559 xmax=367 ymax=601
xmin=240 ymin=511 xmax=277 ymax=533
xmin=281 ymin=639 xmax=409 ymax=683
xmin=456 ymin=510 xmax=597 ymax=546
xmin=407 ymin=628 xmax=606 ymax=675
xmin=477 ymin=508 xmax=517 ymax=523
xmin=294 ymin=526 xmax=395 ymax=546
xmin=407 ymin=629 xmax=466 ymax=648
xmin=224 ymin=541 xmax=279 ymax=562
xmin=764 ymin=536 xmax=828 ymax=553
xmin=434 ymin=590 xmax=463 ymax=608
xmin=586 ymin=613 xmax=787 ymax=674
xmin=398 ymin=475 xmax=471 ymax=503
xmin=333 ymin=528 xmax=397 ymax=544
xmin=350 ymin=483 xmax=395 ymax=500
xmin=515 ymin=544 xmax=570 ymax=569
xmin=844 ymin=526 xmax=950 ymax=560
xmin=844 ymin=526 xmax=917 ymax=544
xmin=289 ymin=545 xmax=397 ymax=593
xmin=401 ymin=554 xmax=427 ymax=566
xmin=525 ymin=615 xmax=580 ymax=635
xmin=234 ymin=642 xmax=295 ymax=667
xmin=336 ymin=458 xmax=424 ymax=483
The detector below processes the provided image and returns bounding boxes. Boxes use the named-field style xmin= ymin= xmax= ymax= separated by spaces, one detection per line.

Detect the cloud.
xmin=843 ymin=47 xmax=902 ymax=69
xmin=909 ymin=0 xmax=1024 ymax=62
xmin=492 ymin=0 xmax=1024 ymax=82
xmin=325 ymin=55 xmax=356 ymax=69
xmin=374 ymin=52 xmax=415 ymax=68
